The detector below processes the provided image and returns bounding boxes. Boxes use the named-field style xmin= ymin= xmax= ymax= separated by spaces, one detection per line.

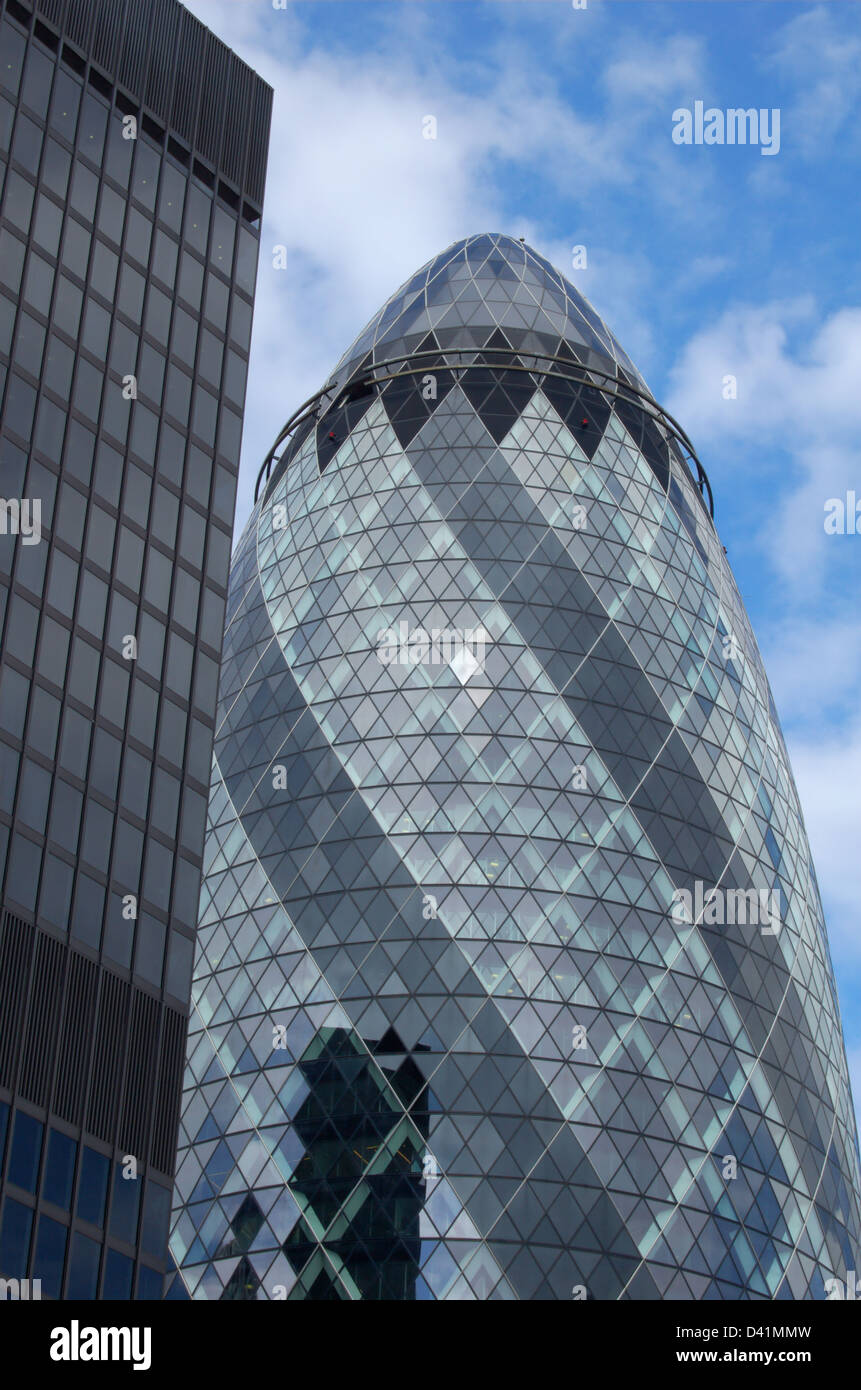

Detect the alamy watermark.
xmin=671 ymin=882 xmax=781 ymax=935
xmin=0 ymin=497 xmax=41 ymax=545
xmin=824 ymin=493 xmax=860 ymax=534
xmin=50 ymin=1323 xmax=151 ymax=1370
xmin=672 ymin=102 xmax=780 ymax=156
xmin=377 ymin=621 xmax=489 ymax=678
xmin=825 ymin=1271 xmax=861 ymax=1300
xmin=0 ymin=1277 xmax=41 ymax=1299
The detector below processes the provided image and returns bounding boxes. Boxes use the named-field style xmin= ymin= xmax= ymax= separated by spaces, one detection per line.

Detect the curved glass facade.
xmin=170 ymin=234 xmax=861 ymax=1300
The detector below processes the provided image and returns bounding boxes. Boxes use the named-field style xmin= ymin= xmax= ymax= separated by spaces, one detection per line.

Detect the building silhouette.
xmin=0 ymin=0 xmax=271 ymax=1298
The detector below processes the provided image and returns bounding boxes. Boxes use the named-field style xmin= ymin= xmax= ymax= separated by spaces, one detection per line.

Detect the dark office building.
xmin=0 ymin=0 xmax=271 ymax=1298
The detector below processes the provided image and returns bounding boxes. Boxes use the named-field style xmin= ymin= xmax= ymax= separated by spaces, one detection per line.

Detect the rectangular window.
xmin=33 ymin=1214 xmax=67 ymax=1299
xmin=49 ymin=70 xmax=81 ymax=142
xmin=42 ymin=1129 xmax=76 ymax=1210
xmin=66 ymin=1230 xmax=100 ymax=1298
xmin=8 ymin=1111 xmax=43 ymax=1193
xmin=131 ymin=139 xmax=159 ymax=212
xmin=0 ymin=1197 xmax=33 ymax=1279
xmin=109 ymin=1160 xmax=141 ymax=1244
xmin=103 ymin=1247 xmax=133 ymax=1298
xmin=76 ymin=1146 xmax=109 ymax=1227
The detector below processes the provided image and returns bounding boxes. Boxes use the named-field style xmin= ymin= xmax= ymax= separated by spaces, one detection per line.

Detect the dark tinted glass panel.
xmin=158 ymin=163 xmax=185 ymax=233
xmin=8 ymin=1111 xmax=43 ymax=1193
xmin=67 ymin=1231 xmax=100 ymax=1298
xmin=132 ymin=140 xmax=159 ymax=211
xmin=42 ymin=1129 xmax=76 ymax=1210
xmin=133 ymin=912 xmax=165 ymax=985
xmin=53 ymin=274 xmax=82 ymax=335
xmin=4 ymin=170 xmax=34 ymax=235
xmin=77 ymin=92 xmax=107 ymax=163
xmin=210 ymin=208 xmax=234 ymax=274
xmin=235 ymin=227 xmax=259 ymax=296
xmin=140 ymin=1181 xmax=171 ymax=1258
xmin=76 ymin=1147 xmax=109 ymax=1227
xmin=109 ymin=1161 xmax=141 ymax=1244
xmin=70 ymin=872 xmax=103 ymax=949
xmin=0 ymin=20 xmax=26 ymax=98
xmin=36 ymin=616 xmax=70 ymax=685
xmin=47 ymin=780 xmax=82 ymax=854
xmin=6 ymin=834 xmax=41 ymax=912
xmin=69 ymin=164 xmax=98 ymax=223
xmin=103 ymin=1247 xmax=133 ymax=1298
xmin=104 ymin=112 xmax=133 ymax=184
xmin=49 ymin=71 xmax=80 ymax=141
xmin=38 ymin=853 xmax=74 ymax=929
xmin=183 ymin=185 xmax=210 ymax=255
xmin=33 ymin=1214 xmax=67 ymax=1299
xmin=16 ymin=759 xmax=50 ymax=834
xmin=32 ymin=193 xmax=62 ymax=256
xmin=0 ymin=1197 xmax=33 ymax=1279
xmin=12 ymin=111 xmax=42 ymax=168
xmin=97 ymin=183 xmax=125 ymax=244
xmin=22 ymin=44 xmax=53 ymax=112
xmin=41 ymin=137 xmax=70 ymax=198
xmin=136 ymin=1263 xmax=163 ymax=1300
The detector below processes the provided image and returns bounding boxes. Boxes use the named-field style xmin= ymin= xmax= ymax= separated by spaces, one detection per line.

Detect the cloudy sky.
xmin=186 ymin=0 xmax=861 ymax=1100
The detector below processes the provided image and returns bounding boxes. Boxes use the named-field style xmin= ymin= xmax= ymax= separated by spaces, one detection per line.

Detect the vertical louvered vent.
xmin=246 ymin=82 xmax=272 ymax=206
xmin=150 ymin=1006 xmax=186 ymax=1175
xmin=54 ymin=949 xmax=98 ymax=1124
xmin=19 ymin=932 xmax=65 ymax=1107
xmin=119 ymin=990 xmax=159 ymax=1160
xmin=86 ymin=971 xmax=129 ymax=1144
xmin=0 ymin=910 xmax=34 ymax=1090
xmin=117 ymin=0 xmax=148 ymax=96
xmin=64 ymin=0 xmax=90 ymax=48
xmin=90 ymin=0 xmax=123 ymax=75
xmin=33 ymin=0 xmax=63 ymax=21
xmin=144 ymin=0 xmax=179 ymax=119
xmin=221 ymin=61 xmax=250 ymax=186
xmin=196 ymin=36 xmax=230 ymax=169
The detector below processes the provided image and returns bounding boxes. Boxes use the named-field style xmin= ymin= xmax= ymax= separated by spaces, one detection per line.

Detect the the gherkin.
xmin=169 ymin=234 xmax=861 ymax=1300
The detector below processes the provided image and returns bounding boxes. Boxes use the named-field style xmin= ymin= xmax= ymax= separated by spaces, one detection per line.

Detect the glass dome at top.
xmin=327 ymin=232 xmax=649 ymax=398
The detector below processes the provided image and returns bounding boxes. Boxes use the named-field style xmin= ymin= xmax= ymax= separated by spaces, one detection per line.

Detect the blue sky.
xmin=187 ymin=0 xmax=861 ymax=1100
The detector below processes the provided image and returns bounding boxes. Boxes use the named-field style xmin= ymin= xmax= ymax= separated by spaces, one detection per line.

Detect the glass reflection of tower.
xmin=284 ymin=1028 xmax=430 ymax=1301
xmin=170 ymin=235 xmax=861 ymax=1301
xmin=217 ymin=1027 xmax=430 ymax=1301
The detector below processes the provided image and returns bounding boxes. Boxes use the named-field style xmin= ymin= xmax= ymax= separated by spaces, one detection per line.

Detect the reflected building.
xmin=0 ymin=0 xmax=270 ymax=1298
xmin=171 ymin=233 xmax=861 ymax=1300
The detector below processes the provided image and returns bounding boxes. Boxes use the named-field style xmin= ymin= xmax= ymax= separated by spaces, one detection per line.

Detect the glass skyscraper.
xmin=0 ymin=0 xmax=271 ymax=1297
xmin=170 ymin=230 xmax=861 ymax=1301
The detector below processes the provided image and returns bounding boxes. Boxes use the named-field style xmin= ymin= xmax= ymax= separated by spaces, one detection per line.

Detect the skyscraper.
xmin=0 ymin=0 xmax=271 ymax=1298
xmin=171 ymin=233 xmax=861 ymax=1300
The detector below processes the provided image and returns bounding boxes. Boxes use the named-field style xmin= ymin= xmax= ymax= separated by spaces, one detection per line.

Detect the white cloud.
xmin=789 ymin=720 xmax=861 ymax=959
xmin=666 ymin=299 xmax=861 ymax=587
xmin=603 ymin=34 xmax=704 ymax=106
xmin=846 ymin=1045 xmax=861 ymax=1126
xmin=763 ymin=617 xmax=861 ymax=729
xmin=768 ymin=4 xmax=861 ymax=157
